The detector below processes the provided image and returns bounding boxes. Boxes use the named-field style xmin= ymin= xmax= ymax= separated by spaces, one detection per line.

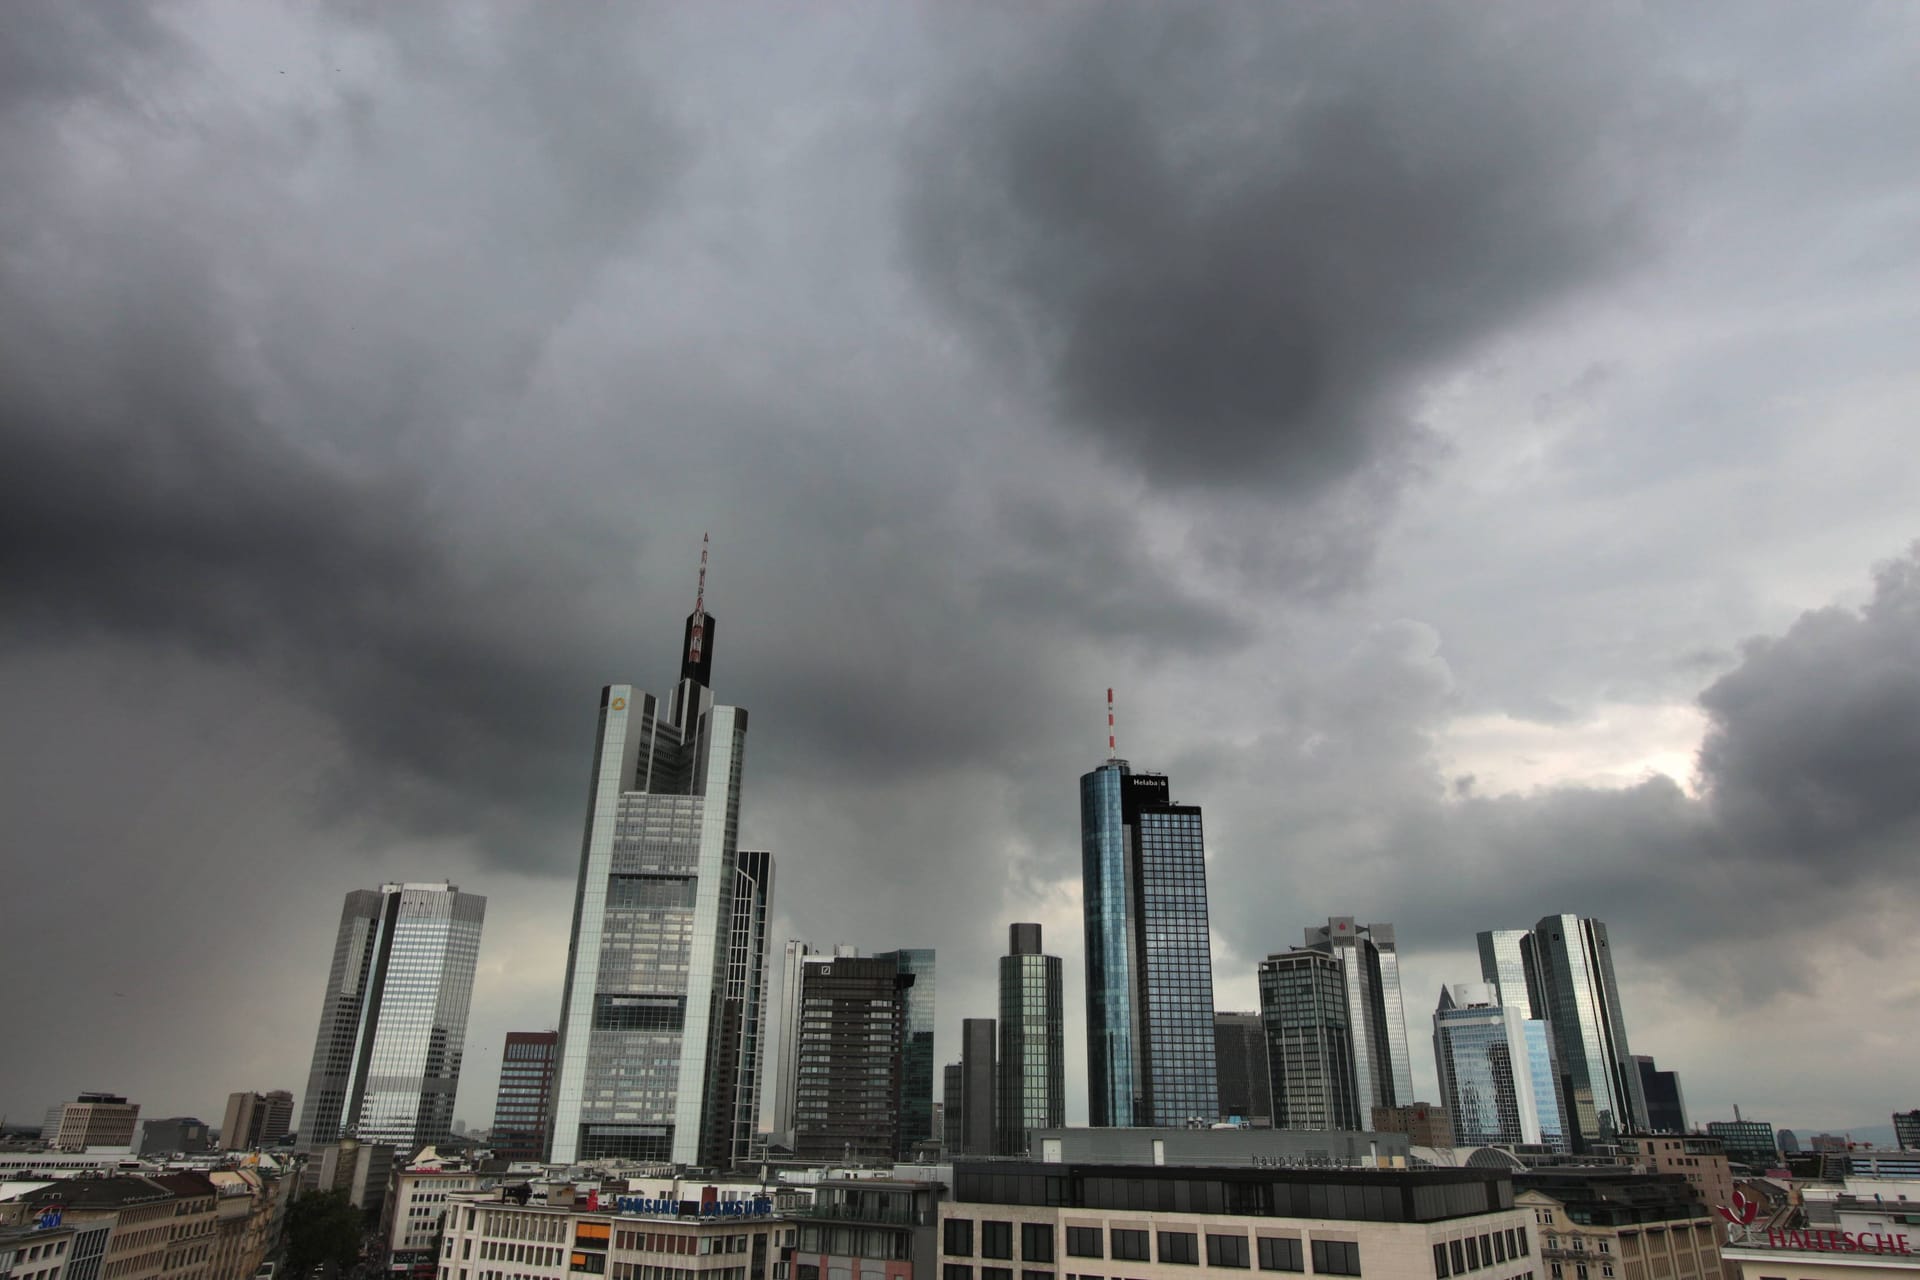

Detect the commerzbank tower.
xmin=548 ymin=539 xmax=774 ymax=1167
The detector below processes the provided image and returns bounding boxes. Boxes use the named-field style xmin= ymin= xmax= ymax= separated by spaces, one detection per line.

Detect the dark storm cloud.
xmin=0 ymin=3 xmax=689 ymax=859
xmin=1204 ymin=545 xmax=1920 ymax=1004
xmin=904 ymin=6 xmax=1710 ymax=495
xmin=0 ymin=3 xmax=179 ymax=113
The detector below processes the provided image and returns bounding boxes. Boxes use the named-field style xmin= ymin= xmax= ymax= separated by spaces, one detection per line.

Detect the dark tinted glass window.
xmin=1066 ymin=1229 xmax=1102 ymax=1259
xmin=944 ymin=1222 xmax=973 ymax=1258
xmin=981 ymin=1224 xmax=1012 ymax=1261
xmin=1432 ymin=1243 xmax=1448 ymax=1278
xmin=1255 ymin=1238 xmax=1302 ymax=1273
xmin=1022 ymin=1226 xmax=1054 ymax=1264
xmin=944 ymin=1267 xmax=972 ymax=1280
xmin=1110 ymin=1231 xmax=1148 ymax=1263
xmin=1157 ymin=1233 xmax=1197 ymax=1266
xmin=1450 ymin=1241 xmax=1465 ymax=1274
xmin=1309 ymin=1241 xmax=1360 ymax=1277
xmin=1205 ymin=1235 xmax=1249 ymax=1269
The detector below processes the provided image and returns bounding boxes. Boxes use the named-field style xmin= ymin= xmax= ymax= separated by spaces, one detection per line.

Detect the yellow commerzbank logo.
xmin=611 ymin=696 xmax=626 ymax=710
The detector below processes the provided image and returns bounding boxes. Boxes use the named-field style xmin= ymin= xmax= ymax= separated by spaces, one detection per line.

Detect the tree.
xmin=285 ymin=1188 xmax=363 ymax=1279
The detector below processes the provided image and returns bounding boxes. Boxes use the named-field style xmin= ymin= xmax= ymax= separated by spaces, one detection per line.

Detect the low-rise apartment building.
xmin=436 ymin=1184 xmax=782 ymax=1280
xmin=1516 ymin=1171 xmax=1719 ymax=1280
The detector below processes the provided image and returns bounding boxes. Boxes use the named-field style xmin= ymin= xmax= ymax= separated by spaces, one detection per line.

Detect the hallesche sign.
xmin=1758 ymin=1228 xmax=1913 ymax=1256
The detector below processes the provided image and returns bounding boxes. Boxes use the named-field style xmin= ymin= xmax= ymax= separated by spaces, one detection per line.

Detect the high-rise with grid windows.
xmin=997 ymin=923 xmax=1064 ymax=1155
xmin=1080 ymin=759 xmax=1220 ymax=1127
xmin=298 ymin=881 xmax=486 ymax=1152
xmin=549 ymin=546 xmax=774 ymax=1167
xmin=1258 ymin=948 xmax=1360 ymax=1131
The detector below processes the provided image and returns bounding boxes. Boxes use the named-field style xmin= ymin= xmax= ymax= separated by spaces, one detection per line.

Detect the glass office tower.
xmin=490 ymin=1032 xmax=558 ymax=1160
xmin=1529 ymin=915 xmax=1647 ymax=1149
xmin=876 ymin=948 xmax=936 ymax=1157
xmin=299 ymin=882 xmax=486 ymax=1152
xmin=1080 ymin=760 xmax=1220 ymax=1127
xmin=1475 ymin=929 xmax=1541 ymax=1017
xmin=550 ymin=565 xmax=774 ymax=1166
xmin=1302 ymin=919 xmax=1413 ymax=1117
xmin=1431 ymin=982 xmax=1563 ymax=1149
xmin=997 ymin=924 xmax=1065 ymax=1155
xmin=1258 ymin=949 xmax=1360 ymax=1131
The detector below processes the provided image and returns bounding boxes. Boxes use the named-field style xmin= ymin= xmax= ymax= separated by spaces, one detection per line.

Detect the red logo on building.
xmin=1719 ymin=1191 xmax=1758 ymax=1227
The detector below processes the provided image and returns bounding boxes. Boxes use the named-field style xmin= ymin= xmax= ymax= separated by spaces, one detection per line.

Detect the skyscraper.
xmin=1475 ymin=929 xmax=1541 ymax=1017
xmin=958 ymin=1018 xmax=998 ymax=1156
xmin=1257 ymin=949 xmax=1360 ymax=1131
xmin=1633 ymin=1055 xmax=1688 ymax=1134
xmin=489 ymin=1032 xmax=559 ymax=1161
xmin=792 ymin=952 xmax=912 ymax=1161
xmin=549 ymin=546 xmax=774 ymax=1166
xmin=1431 ymin=983 xmax=1563 ymax=1149
xmin=997 ymin=924 xmax=1064 ymax=1156
xmin=769 ymin=941 xmax=822 ymax=1151
xmin=220 ymin=1090 xmax=294 ymax=1151
xmin=298 ymin=882 xmax=486 ymax=1152
xmin=1080 ymin=754 xmax=1219 ymax=1127
xmin=1527 ymin=915 xmax=1647 ymax=1149
xmin=876 ymin=948 xmax=936 ymax=1157
xmin=1301 ymin=919 xmax=1414 ymax=1115
xmin=1213 ymin=1013 xmax=1273 ymax=1126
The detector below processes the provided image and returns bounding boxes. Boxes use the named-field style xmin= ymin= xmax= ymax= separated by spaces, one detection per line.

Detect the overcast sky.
xmin=4 ymin=2 xmax=1919 ymax=1141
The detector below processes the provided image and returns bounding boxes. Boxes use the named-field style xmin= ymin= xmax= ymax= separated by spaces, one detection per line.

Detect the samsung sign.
xmin=613 ymin=1196 xmax=774 ymax=1218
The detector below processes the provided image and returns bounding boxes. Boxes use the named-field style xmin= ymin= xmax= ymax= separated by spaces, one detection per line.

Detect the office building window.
xmin=981 ymin=1224 xmax=1013 ymax=1261
xmin=945 ymin=1268 xmax=973 ymax=1280
xmin=1309 ymin=1241 xmax=1360 ymax=1277
xmin=945 ymin=1222 xmax=974 ymax=1258
xmin=1065 ymin=1230 xmax=1102 ymax=1259
xmin=1206 ymin=1235 xmax=1249 ymax=1269
xmin=1255 ymin=1238 xmax=1302 ymax=1273
xmin=1022 ymin=1226 xmax=1055 ymax=1264
xmin=1432 ymin=1243 xmax=1448 ymax=1278
xmin=1158 ymin=1233 xmax=1198 ymax=1266
xmin=1110 ymin=1232 xmax=1148 ymax=1263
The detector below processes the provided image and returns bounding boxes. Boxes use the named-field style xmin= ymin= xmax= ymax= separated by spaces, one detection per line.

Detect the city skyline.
xmin=6 ymin=3 xmax=1920 ymax=1139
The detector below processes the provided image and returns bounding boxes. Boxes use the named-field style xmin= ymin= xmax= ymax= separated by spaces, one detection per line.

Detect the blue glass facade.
xmin=1530 ymin=915 xmax=1646 ymax=1150
xmin=1080 ymin=760 xmax=1219 ymax=1127
xmin=1080 ymin=763 xmax=1138 ymax=1127
xmin=1523 ymin=1020 xmax=1567 ymax=1150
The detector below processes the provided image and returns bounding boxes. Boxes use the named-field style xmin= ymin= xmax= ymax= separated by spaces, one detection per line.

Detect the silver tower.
xmin=549 ymin=542 xmax=771 ymax=1166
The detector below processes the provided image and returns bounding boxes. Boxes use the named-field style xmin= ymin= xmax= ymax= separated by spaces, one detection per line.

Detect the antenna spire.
xmin=685 ymin=534 xmax=710 ymax=671
xmin=1107 ymin=687 xmax=1116 ymax=759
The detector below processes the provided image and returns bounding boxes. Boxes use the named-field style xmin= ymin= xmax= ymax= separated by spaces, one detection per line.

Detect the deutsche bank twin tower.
xmin=549 ymin=567 xmax=774 ymax=1167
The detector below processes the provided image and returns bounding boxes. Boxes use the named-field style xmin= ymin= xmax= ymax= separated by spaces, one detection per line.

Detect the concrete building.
xmin=219 ymin=1092 xmax=293 ymax=1152
xmin=385 ymin=1157 xmax=506 ymax=1280
xmin=208 ymin=1167 xmax=295 ymax=1280
xmin=1516 ymin=1171 xmax=1719 ymax=1280
xmin=792 ymin=954 xmax=912 ymax=1162
xmin=0 ymin=1224 xmax=76 ymax=1280
xmin=1722 ymin=1172 xmax=1920 ymax=1280
xmin=997 ymin=926 xmax=1064 ymax=1158
xmin=1 ymin=1174 xmax=219 ymax=1280
xmin=45 ymin=1096 xmax=140 ymax=1151
xmin=792 ymin=1178 xmax=940 ymax=1280
xmin=137 ymin=1119 xmax=210 ymax=1158
xmin=1081 ymin=753 xmax=1220 ymax=1128
xmin=299 ymin=882 xmax=487 ymax=1152
xmin=1212 ymin=1014 xmax=1272 ymax=1128
xmin=310 ymin=1139 xmax=397 ymax=1220
xmin=1257 ymin=949 xmax=1359 ymax=1131
xmin=489 ymin=1033 xmax=559 ymax=1162
xmin=1618 ymin=1134 xmax=1735 ymax=1229
xmin=1374 ymin=1104 xmax=1456 ymax=1149
xmin=941 ymin=1159 xmax=1534 ymax=1280
xmin=955 ymin=1019 xmax=998 ymax=1158
xmin=550 ymin=550 xmax=775 ymax=1167
xmin=434 ymin=1181 xmax=781 ymax=1280
xmin=1024 ymin=1127 xmax=1411 ymax=1168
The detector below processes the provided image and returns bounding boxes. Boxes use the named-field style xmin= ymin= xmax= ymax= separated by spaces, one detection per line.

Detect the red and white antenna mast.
xmin=1107 ymin=687 xmax=1117 ymax=760
xmin=687 ymin=533 xmax=709 ymax=666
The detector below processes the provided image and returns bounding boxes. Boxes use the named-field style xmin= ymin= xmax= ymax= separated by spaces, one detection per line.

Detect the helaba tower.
xmin=1080 ymin=692 xmax=1220 ymax=1127
xmin=549 ymin=539 xmax=774 ymax=1167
